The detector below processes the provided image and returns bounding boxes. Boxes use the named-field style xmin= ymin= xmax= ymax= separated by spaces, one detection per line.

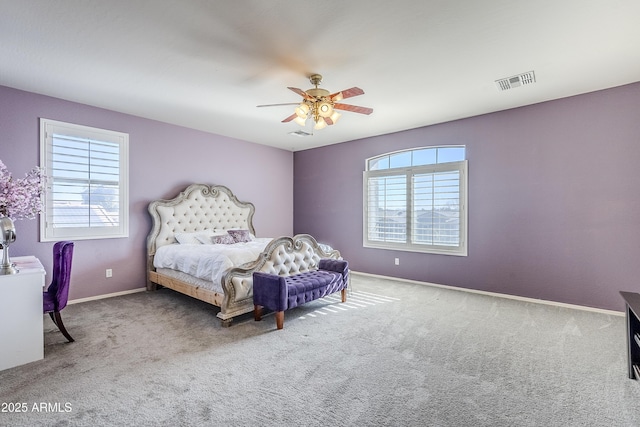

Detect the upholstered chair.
xmin=43 ymin=241 xmax=75 ymax=343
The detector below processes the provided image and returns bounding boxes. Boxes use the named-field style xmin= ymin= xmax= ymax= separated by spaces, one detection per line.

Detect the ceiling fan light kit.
xmin=258 ymin=74 xmax=373 ymax=132
xmin=318 ymin=102 xmax=333 ymax=117
xmin=314 ymin=117 xmax=327 ymax=130
xmin=293 ymin=115 xmax=307 ymax=127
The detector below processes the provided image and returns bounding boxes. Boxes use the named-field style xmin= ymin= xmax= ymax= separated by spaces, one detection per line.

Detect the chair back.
xmin=47 ymin=241 xmax=74 ymax=311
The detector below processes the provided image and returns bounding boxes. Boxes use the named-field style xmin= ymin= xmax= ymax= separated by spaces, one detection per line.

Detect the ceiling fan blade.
xmin=330 ymin=87 xmax=364 ymax=101
xmin=257 ymin=103 xmax=299 ymax=108
xmin=333 ymin=103 xmax=373 ymax=115
xmin=324 ymin=116 xmax=334 ymax=126
xmin=281 ymin=113 xmax=297 ymax=123
xmin=288 ymin=87 xmax=313 ymax=101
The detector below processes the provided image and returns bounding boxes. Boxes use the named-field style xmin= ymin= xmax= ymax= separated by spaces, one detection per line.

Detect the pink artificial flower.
xmin=0 ymin=159 xmax=45 ymax=220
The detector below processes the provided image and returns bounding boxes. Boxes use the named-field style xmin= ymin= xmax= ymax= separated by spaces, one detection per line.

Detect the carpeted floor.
xmin=1 ymin=274 xmax=639 ymax=426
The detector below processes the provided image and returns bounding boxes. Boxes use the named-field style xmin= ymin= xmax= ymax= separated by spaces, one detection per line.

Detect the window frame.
xmin=363 ymin=147 xmax=468 ymax=256
xmin=39 ymin=118 xmax=129 ymax=242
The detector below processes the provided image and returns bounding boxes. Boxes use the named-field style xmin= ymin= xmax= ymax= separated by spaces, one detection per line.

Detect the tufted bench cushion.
xmin=253 ymin=259 xmax=349 ymax=329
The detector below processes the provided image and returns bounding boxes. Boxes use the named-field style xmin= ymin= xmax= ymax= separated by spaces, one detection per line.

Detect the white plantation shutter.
xmin=364 ymin=147 xmax=467 ymax=256
xmin=366 ymin=174 xmax=407 ymax=243
xmin=412 ymin=170 xmax=461 ymax=247
xmin=40 ymin=119 xmax=129 ymax=241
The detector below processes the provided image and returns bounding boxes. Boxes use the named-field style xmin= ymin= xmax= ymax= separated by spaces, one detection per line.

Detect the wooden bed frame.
xmin=146 ymin=183 xmax=340 ymax=326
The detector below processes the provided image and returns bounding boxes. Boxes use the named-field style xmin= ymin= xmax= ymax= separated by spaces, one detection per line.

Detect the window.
xmin=363 ymin=146 xmax=467 ymax=256
xmin=40 ymin=119 xmax=129 ymax=241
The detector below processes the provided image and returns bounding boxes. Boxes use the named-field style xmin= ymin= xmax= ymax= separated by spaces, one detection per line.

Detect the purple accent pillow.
xmin=212 ymin=234 xmax=236 ymax=244
xmin=228 ymin=229 xmax=252 ymax=243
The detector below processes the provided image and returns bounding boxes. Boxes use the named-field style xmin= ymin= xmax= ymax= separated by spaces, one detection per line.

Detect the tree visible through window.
xmin=363 ymin=146 xmax=467 ymax=256
xmin=40 ymin=119 xmax=129 ymax=241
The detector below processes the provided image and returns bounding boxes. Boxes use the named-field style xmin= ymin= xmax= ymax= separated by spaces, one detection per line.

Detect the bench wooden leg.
xmin=254 ymin=305 xmax=262 ymax=321
xmin=275 ymin=311 xmax=284 ymax=330
xmin=341 ymin=288 xmax=347 ymax=302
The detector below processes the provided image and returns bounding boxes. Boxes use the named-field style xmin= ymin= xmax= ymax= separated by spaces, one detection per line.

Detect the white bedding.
xmin=153 ymin=238 xmax=272 ymax=285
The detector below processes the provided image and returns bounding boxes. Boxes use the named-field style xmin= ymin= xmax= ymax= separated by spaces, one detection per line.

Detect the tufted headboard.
xmin=147 ymin=184 xmax=255 ymax=258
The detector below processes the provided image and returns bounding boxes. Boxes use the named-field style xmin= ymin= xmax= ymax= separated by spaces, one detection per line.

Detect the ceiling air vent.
xmin=288 ymin=130 xmax=313 ymax=137
xmin=495 ymin=71 xmax=536 ymax=91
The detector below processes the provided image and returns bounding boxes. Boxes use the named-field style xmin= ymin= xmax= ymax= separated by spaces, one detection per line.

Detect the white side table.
xmin=0 ymin=256 xmax=45 ymax=371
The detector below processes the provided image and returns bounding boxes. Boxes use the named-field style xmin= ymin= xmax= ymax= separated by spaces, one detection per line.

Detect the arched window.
xmin=363 ymin=146 xmax=467 ymax=256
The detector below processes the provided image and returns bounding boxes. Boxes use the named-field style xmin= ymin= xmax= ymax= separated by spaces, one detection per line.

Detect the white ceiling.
xmin=2 ymin=1 xmax=639 ymax=151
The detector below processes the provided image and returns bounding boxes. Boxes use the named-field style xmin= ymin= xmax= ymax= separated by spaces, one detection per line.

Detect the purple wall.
xmin=0 ymin=85 xmax=293 ymax=300
xmin=294 ymin=82 xmax=640 ymax=312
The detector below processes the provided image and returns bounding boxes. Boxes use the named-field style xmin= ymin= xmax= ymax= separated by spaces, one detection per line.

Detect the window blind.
xmin=412 ymin=171 xmax=461 ymax=247
xmin=366 ymin=174 xmax=407 ymax=243
xmin=50 ymin=134 xmax=121 ymax=228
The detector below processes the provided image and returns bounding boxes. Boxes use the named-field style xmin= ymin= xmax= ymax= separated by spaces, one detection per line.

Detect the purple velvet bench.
xmin=253 ymin=259 xmax=349 ymax=329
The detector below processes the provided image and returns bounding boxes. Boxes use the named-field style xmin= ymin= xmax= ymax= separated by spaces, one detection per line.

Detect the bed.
xmin=146 ymin=183 xmax=341 ymax=326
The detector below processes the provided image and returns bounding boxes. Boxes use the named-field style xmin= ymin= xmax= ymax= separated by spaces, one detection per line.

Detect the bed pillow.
xmin=175 ymin=232 xmax=205 ymax=245
xmin=195 ymin=232 xmax=228 ymax=244
xmin=227 ymin=229 xmax=253 ymax=243
xmin=211 ymin=234 xmax=236 ymax=245
xmin=175 ymin=230 xmax=221 ymax=245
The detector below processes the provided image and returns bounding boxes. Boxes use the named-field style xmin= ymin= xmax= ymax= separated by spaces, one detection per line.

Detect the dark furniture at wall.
xmin=620 ymin=291 xmax=640 ymax=379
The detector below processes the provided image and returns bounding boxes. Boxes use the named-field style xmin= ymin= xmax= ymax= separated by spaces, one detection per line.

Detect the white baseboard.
xmin=68 ymin=287 xmax=146 ymax=305
xmin=351 ymin=271 xmax=624 ymax=317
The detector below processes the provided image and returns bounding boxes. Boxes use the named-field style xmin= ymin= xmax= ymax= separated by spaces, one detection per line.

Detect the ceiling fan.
xmin=257 ymin=74 xmax=373 ymax=130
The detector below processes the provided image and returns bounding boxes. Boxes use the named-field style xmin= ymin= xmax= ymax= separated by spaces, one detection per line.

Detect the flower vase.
xmin=0 ymin=216 xmax=17 ymax=275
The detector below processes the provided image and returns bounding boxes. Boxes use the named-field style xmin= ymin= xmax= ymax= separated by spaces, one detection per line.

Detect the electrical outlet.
xmin=394 ymin=258 xmax=399 ymax=266
xmin=106 ymin=268 xmax=112 ymax=278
